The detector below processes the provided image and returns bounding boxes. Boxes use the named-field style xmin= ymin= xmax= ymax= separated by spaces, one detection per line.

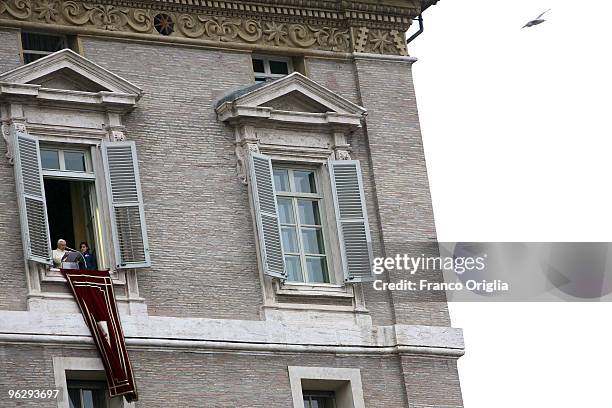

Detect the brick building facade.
xmin=0 ymin=0 xmax=464 ymax=407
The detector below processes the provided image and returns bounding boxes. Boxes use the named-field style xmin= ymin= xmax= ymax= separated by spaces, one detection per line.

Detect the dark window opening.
xmin=303 ymin=391 xmax=336 ymax=408
xmin=44 ymin=178 xmax=98 ymax=265
xmin=67 ymin=380 xmax=108 ymax=408
xmin=270 ymin=60 xmax=289 ymax=75
xmin=252 ymin=58 xmax=265 ymax=74
xmin=21 ymin=32 xmax=68 ymax=64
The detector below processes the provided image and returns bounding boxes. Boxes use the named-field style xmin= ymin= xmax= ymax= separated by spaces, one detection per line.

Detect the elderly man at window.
xmin=52 ymin=239 xmax=68 ymax=268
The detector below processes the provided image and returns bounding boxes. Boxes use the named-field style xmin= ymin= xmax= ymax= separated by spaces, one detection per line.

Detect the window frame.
xmin=67 ymin=380 xmax=109 ymax=408
xmin=39 ymin=143 xmax=109 ymax=272
xmin=273 ymin=163 xmax=332 ymax=284
xmin=52 ymin=357 xmax=130 ymax=408
xmin=20 ymin=31 xmax=69 ymax=64
xmin=41 ymin=145 xmax=95 ymax=180
xmin=252 ymin=54 xmax=294 ymax=82
xmin=303 ymin=391 xmax=337 ymax=408
xmin=288 ymin=366 xmax=366 ymax=408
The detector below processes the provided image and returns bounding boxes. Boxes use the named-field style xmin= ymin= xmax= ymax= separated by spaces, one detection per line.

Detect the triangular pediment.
xmin=264 ymin=91 xmax=330 ymax=113
xmin=0 ymin=49 xmax=142 ymax=97
xmin=216 ymin=72 xmax=366 ymax=116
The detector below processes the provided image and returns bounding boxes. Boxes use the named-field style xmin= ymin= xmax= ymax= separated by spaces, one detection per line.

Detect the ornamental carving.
xmin=0 ymin=0 xmax=413 ymax=56
xmin=1 ymin=121 xmax=13 ymax=164
xmin=2 ymin=120 xmax=26 ymax=165
xmin=352 ymin=27 xmax=407 ymax=56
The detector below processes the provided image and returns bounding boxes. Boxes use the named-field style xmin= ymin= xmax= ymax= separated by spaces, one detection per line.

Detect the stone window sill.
xmin=41 ymin=266 xmax=124 ymax=285
xmin=276 ymin=281 xmax=355 ymax=299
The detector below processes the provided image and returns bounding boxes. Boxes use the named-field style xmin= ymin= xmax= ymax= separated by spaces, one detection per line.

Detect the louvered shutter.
xmin=13 ymin=130 xmax=52 ymax=264
xmin=329 ymin=160 xmax=374 ymax=282
xmin=102 ymin=141 xmax=150 ymax=269
xmin=248 ymin=152 xmax=286 ymax=279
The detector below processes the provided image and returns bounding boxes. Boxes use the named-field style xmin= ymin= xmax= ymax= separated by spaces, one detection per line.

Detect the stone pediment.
xmin=0 ymin=49 xmax=142 ymax=106
xmin=216 ymin=73 xmax=366 ymax=128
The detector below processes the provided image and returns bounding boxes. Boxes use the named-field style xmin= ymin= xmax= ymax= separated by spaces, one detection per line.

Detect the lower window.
xmin=67 ymin=380 xmax=108 ymax=408
xmin=303 ymin=391 xmax=337 ymax=408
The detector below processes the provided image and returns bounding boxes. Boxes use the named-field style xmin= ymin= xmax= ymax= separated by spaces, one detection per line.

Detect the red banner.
xmin=62 ymin=269 xmax=138 ymax=402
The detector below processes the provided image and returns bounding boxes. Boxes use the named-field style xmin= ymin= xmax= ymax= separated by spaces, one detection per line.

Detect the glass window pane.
xmin=277 ymin=198 xmax=294 ymax=224
xmin=293 ymin=170 xmax=316 ymax=193
xmin=285 ymin=255 xmax=303 ymax=282
xmin=82 ymin=390 xmax=94 ymax=408
xmin=306 ymin=257 xmax=329 ymax=283
xmin=298 ymin=200 xmax=321 ymax=225
xmin=64 ymin=151 xmax=86 ymax=172
xmin=252 ymin=58 xmax=265 ymax=73
xmin=281 ymin=226 xmax=299 ymax=253
xmin=273 ymin=168 xmax=290 ymax=192
xmin=269 ymin=60 xmax=289 ymax=75
xmin=41 ymin=149 xmax=60 ymax=170
xmin=68 ymin=389 xmax=81 ymax=408
xmin=302 ymin=228 xmax=325 ymax=254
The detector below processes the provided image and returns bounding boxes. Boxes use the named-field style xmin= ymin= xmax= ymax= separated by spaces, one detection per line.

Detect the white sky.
xmin=410 ymin=1 xmax=612 ymax=407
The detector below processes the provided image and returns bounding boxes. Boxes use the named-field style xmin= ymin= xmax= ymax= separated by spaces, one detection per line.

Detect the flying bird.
xmin=522 ymin=9 xmax=551 ymax=28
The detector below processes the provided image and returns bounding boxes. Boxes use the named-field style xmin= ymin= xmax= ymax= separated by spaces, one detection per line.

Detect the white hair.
xmin=57 ymin=239 xmax=66 ymax=245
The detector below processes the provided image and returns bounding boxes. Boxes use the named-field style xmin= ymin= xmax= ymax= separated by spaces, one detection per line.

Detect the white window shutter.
xmin=248 ymin=152 xmax=287 ymax=279
xmin=102 ymin=141 xmax=150 ymax=269
xmin=329 ymin=160 xmax=374 ymax=282
xmin=12 ymin=129 xmax=52 ymax=264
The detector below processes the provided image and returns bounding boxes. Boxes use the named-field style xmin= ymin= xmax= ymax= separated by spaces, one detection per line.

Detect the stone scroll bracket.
xmin=2 ymin=119 xmax=27 ymax=165
xmin=234 ymin=125 xmax=260 ymax=185
xmin=332 ymin=131 xmax=352 ymax=160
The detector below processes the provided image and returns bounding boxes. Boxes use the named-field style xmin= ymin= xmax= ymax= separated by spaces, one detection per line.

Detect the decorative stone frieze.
xmin=0 ymin=0 xmax=423 ymax=56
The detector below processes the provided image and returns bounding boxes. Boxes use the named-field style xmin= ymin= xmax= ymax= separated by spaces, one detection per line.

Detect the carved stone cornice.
xmin=0 ymin=0 xmax=427 ymax=56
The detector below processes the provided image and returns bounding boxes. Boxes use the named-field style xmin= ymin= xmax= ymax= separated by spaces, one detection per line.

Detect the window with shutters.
xmin=1 ymin=48 xmax=147 ymax=313
xmin=217 ymin=71 xmax=372 ymax=320
xmin=249 ymin=153 xmax=373 ymax=287
xmin=11 ymin=133 xmax=150 ymax=274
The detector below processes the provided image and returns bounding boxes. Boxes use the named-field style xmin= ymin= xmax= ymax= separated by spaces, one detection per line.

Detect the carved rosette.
xmin=0 ymin=0 xmax=413 ymax=56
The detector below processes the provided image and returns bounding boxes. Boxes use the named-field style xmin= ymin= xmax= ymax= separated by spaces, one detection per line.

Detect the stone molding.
xmin=0 ymin=310 xmax=466 ymax=357
xmin=217 ymin=72 xmax=366 ymax=183
xmin=0 ymin=0 xmax=425 ymax=56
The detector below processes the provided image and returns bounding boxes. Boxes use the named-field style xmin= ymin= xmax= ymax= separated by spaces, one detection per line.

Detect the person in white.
xmin=52 ymin=239 xmax=67 ymax=268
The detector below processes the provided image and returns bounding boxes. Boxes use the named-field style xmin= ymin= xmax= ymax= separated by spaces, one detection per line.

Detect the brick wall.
xmin=353 ymin=57 xmax=451 ymax=327
xmin=401 ymin=355 xmax=464 ymax=407
xmin=0 ymin=29 xmax=21 ymax=72
xmin=0 ymin=343 xmax=410 ymax=408
xmin=81 ymin=38 xmax=264 ymax=319
xmin=0 ymin=28 xmax=29 ymax=311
